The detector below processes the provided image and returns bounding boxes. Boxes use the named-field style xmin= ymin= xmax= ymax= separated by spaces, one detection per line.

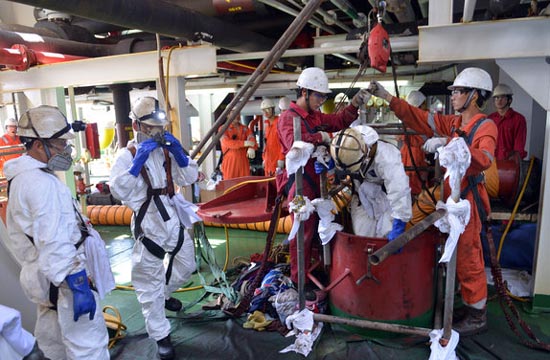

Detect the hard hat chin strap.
xmin=457 ymin=90 xmax=476 ymax=113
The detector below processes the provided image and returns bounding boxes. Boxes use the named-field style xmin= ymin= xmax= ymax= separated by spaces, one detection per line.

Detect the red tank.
xmin=329 ymin=229 xmax=439 ymax=337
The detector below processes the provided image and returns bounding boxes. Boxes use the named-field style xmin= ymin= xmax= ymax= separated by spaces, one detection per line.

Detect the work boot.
xmin=452 ymin=305 xmax=469 ymax=324
xmin=23 ymin=342 xmax=49 ymax=360
xmin=165 ymin=297 xmax=183 ymax=312
xmin=157 ymin=335 xmax=175 ymax=360
xmin=452 ymin=306 xmax=488 ymax=337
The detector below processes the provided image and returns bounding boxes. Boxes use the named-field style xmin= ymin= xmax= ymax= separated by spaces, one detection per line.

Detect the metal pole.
xmin=442 ymin=248 xmax=457 ymax=341
xmin=319 ymin=172 xmax=331 ymax=267
xmin=293 ymin=116 xmax=306 ymax=310
xmin=369 ymin=208 xmax=447 ymax=265
xmin=313 ymin=313 xmax=432 ymax=337
xmin=191 ymin=0 xmax=324 ymax=165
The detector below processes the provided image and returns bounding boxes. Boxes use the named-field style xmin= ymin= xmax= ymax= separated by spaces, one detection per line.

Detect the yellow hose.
xmin=495 ymin=156 xmax=536 ymax=302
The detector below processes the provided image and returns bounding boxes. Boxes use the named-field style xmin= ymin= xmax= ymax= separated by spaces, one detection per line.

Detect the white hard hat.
xmin=73 ymin=162 xmax=85 ymax=173
xmin=18 ymin=105 xmax=75 ymax=140
xmin=493 ymin=83 xmax=513 ymax=97
xmin=448 ymin=67 xmax=493 ymax=93
xmin=260 ymin=98 xmax=275 ymax=110
xmin=130 ymin=96 xmax=169 ymax=127
xmin=334 ymin=93 xmax=349 ymax=104
xmin=278 ymin=96 xmax=291 ymax=111
xmin=330 ymin=127 xmax=368 ymax=172
xmin=296 ymin=67 xmax=331 ymax=94
xmin=5 ymin=118 xmax=18 ymax=127
xmin=406 ymin=90 xmax=426 ymax=108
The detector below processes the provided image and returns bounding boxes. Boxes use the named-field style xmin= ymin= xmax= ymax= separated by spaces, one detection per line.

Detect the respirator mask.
xmin=44 ymin=142 xmax=74 ymax=172
xmin=136 ymin=125 xmax=166 ymax=144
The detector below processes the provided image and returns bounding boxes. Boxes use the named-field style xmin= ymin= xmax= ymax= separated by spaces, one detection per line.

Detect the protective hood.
xmin=3 ymin=154 xmax=47 ymax=181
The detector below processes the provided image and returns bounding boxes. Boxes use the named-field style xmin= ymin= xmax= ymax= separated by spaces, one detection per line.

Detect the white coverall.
xmin=0 ymin=305 xmax=35 ymax=360
xmin=4 ymin=155 xmax=109 ymax=360
xmin=109 ymin=141 xmax=198 ymax=341
xmin=350 ymin=141 xmax=412 ymax=237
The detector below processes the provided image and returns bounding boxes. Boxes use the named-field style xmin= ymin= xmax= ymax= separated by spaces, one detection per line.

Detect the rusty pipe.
xmin=369 ymin=208 xmax=447 ymax=266
xmin=192 ymin=0 xmax=324 ymax=164
xmin=313 ymin=313 xmax=432 ymax=337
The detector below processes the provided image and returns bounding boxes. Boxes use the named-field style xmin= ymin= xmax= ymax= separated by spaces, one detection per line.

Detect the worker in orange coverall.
xmin=277 ymin=67 xmax=369 ymax=285
xmin=260 ymin=98 xmax=284 ymax=176
xmin=368 ymin=67 xmax=497 ymax=337
xmin=400 ymin=90 xmax=429 ymax=196
xmin=220 ymin=112 xmax=257 ymax=180
xmin=0 ymin=118 xmax=23 ymax=176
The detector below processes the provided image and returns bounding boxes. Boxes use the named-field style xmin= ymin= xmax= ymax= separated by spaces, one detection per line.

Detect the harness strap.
xmin=127 ymin=144 xmax=182 ymax=285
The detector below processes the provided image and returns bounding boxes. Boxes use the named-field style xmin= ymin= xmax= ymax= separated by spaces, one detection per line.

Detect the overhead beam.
xmin=418 ymin=17 xmax=550 ymax=64
xmin=0 ymin=45 xmax=217 ymax=93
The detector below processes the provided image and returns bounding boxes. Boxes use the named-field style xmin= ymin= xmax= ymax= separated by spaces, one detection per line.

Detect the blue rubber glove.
xmin=314 ymin=158 xmax=335 ymax=174
xmin=388 ymin=218 xmax=406 ymax=242
xmin=129 ymin=138 xmax=158 ymax=177
xmin=162 ymin=132 xmax=189 ymax=168
xmin=66 ymin=269 xmax=96 ymax=321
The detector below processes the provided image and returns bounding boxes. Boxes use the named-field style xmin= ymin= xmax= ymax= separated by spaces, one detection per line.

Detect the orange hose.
xmin=86 ymin=204 xmax=292 ymax=233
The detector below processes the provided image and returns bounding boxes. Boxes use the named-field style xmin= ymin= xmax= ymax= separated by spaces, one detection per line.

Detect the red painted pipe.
xmin=0 ymin=44 xmax=87 ymax=71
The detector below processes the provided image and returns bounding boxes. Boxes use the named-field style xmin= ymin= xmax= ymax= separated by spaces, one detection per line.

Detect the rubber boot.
xmin=452 ymin=306 xmax=488 ymax=337
xmin=23 ymin=342 xmax=49 ymax=360
xmin=165 ymin=297 xmax=183 ymax=312
xmin=157 ymin=335 xmax=175 ymax=360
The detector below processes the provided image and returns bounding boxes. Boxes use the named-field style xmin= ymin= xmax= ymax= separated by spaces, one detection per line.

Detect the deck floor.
xmin=97 ymin=225 xmax=550 ymax=360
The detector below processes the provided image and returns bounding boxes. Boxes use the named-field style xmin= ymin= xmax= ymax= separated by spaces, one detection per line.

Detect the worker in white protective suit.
xmin=4 ymin=105 xmax=109 ymax=360
xmin=109 ymin=96 xmax=200 ymax=360
xmin=330 ymin=125 xmax=412 ymax=239
xmin=0 ymin=304 xmax=48 ymax=360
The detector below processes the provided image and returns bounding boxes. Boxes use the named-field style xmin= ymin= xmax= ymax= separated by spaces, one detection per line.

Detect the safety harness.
xmin=456 ymin=119 xmax=550 ymax=352
xmin=127 ymin=145 xmax=185 ymax=285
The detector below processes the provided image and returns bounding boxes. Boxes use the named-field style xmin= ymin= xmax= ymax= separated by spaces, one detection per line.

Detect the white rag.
xmin=288 ymin=196 xmax=315 ymax=240
xmin=167 ymin=193 xmax=202 ymax=227
xmin=312 ymin=198 xmax=343 ymax=245
xmin=434 ymin=198 xmax=471 ymax=263
xmin=280 ymin=322 xmax=323 ymax=357
xmin=428 ymin=328 xmax=459 ymax=360
xmin=311 ymin=145 xmax=331 ymax=167
xmin=437 ymin=137 xmax=471 ymax=201
xmin=286 ymin=141 xmax=314 ymax=175
xmin=84 ymin=227 xmax=116 ymax=299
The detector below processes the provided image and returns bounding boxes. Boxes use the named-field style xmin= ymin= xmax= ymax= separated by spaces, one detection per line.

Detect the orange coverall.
xmin=220 ymin=122 xmax=256 ymax=180
xmin=0 ymin=134 xmax=22 ymax=176
xmin=390 ymin=97 xmax=497 ymax=306
xmin=400 ymin=133 xmax=428 ymax=196
xmin=262 ymin=116 xmax=284 ymax=176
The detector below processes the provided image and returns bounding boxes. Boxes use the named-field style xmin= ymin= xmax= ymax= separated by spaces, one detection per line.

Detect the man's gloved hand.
xmin=162 ymin=132 xmax=189 ymax=167
xmin=388 ymin=218 xmax=406 ymax=242
xmin=422 ymin=137 xmax=448 ymax=153
xmin=314 ymin=158 xmax=335 ymax=174
xmin=244 ymin=140 xmax=255 ymax=148
xmin=277 ymin=160 xmax=285 ymax=169
xmin=66 ymin=269 xmax=96 ymax=322
xmin=368 ymin=81 xmax=390 ymax=100
xmin=247 ymin=148 xmax=256 ymax=159
xmin=318 ymin=131 xmax=331 ymax=144
xmin=129 ymin=138 xmax=158 ymax=176
xmin=351 ymin=88 xmax=372 ymax=107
